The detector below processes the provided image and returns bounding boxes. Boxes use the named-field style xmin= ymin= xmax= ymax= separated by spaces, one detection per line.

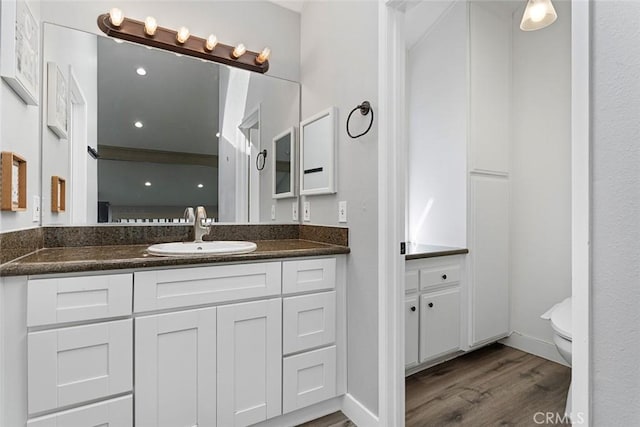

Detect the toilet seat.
xmin=550 ymin=297 xmax=572 ymax=341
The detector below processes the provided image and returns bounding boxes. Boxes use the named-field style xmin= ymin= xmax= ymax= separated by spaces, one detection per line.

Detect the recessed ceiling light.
xmin=134 ymin=121 xmax=143 ymax=128
xmin=144 ymin=181 xmax=151 ymax=186
xmin=197 ymin=183 xmax=204 ymax=188
xmin=136 ymin=67 xmax=147 ymax=76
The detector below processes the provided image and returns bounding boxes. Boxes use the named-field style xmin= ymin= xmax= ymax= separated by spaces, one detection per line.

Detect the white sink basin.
xmin=147 ymin=241 xmax=257 ymax=257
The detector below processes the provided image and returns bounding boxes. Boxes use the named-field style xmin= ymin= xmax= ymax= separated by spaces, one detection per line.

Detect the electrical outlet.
xmin=32 ymin=196 xmax=40 ymax=222
xmin=303 ymin=201 xmax=311 ymax=222
xmin=271 ymin=204 xmax=276 ymax=220
xmin=338 ymin=201 xmax=347 ymax=223
xmin=292 ymin=202 xmax=298 ymax=221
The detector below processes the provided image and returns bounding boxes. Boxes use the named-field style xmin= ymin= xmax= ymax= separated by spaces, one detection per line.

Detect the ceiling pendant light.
xmin=520 ymin=0 xmax=557 ymax=31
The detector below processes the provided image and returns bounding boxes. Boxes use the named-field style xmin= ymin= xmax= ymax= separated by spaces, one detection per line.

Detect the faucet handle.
xmin=184 ymin=207 xmax=195 ymax=222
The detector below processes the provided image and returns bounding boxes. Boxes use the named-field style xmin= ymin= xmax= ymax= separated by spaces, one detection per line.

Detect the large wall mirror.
xmin=40 ymin=23 xmax=300 ymax=225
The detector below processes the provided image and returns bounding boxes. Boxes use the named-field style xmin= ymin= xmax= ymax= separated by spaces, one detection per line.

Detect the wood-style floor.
xmin=300 ymin=344 xmax=571 ymax=427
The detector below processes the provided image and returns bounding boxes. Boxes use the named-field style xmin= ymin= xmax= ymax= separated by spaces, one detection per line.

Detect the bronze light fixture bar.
xmin=97 ymin=13 xmax=270 ymax=74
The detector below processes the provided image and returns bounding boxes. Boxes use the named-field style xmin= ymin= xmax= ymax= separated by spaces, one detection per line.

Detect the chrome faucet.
xmin=194 ymin=206 xmax=211 ymax=242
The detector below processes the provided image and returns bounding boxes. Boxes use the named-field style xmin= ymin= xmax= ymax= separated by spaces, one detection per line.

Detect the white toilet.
xmin=541 ymin=297 xmax=572 ymax=416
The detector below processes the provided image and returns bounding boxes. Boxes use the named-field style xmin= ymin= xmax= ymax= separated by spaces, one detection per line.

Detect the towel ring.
xmin=346 ymin=101 xmax=374 ymax=139
xmin=256 ymin=149 xmax=267 ymax=171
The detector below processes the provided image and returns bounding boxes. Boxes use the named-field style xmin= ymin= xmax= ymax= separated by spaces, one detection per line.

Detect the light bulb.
xmin=529 ymin=3 xmax=546 ymax=22
xmin=256 ymin=47 xmax=271 ymax=64
xmin=134 ymin=121 xmax=143 ymax=128
xmin=109 ymin=8 xmax=124 ymax=27
xmin=144 ymin=181 xmax=151 ymax=187
xmin=144 ymin=16 xmax=157 ymax=36
xmin=176 ymin=27 xmax=190 ymax=44
xmin=232 ymin=43 xmax=246 ymax=59
xmin=205 ymin=34 xmax=218 ymax=52
xmin=520 ymin=0 xmax=557 ymax=31
xmin=136 ymin=67 xmax=147 ymax=76
xmin=197 ymin=184 xmax=204 ymax=188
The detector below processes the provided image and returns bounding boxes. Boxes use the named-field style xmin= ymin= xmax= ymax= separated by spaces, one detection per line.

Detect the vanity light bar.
xmin=97 ymin=12 xmax=270 ymax=74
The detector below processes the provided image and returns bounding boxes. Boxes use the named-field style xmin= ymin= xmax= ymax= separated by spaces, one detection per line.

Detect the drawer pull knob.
xmin=442 ymin=274 xmax=447 ymax=280
xmin=428 ymin=302 xmax=434 ymax=308
xmin=410 ymin=306 xmax=416 ymax=312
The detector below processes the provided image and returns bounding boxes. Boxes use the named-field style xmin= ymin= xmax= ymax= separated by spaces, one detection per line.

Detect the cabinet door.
xmin=405 ymin=296 xmax=419 ymax=368
xmin=28 ymin=320 xmax=132 ymax=415
xmin=27 ymin=395 xmax=132 ymax=427
xmin=135 ymin=307 xmax=216 ymax=427
xmin=419 ymin=289 xmax=461 ymax=362
xmin=217 ymin=299 xmax=282 ymax=426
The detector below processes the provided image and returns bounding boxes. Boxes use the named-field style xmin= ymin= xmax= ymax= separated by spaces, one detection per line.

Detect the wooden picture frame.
xmin=1 ymin=151 xmax=27 ymax=211
xmin=47 ymin=62 xmax=69 ymax=139
xmin=0 ymin=0 xmax=39 ymax=106
xmin=51 ymin=176 xmax=66 ymax=213
xmin=299 ymin=107 xmax=337 ymax=196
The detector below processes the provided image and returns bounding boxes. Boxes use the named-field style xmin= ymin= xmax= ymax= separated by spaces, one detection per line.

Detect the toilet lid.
xmin=551 ymin=297 xmax=572 ymax=340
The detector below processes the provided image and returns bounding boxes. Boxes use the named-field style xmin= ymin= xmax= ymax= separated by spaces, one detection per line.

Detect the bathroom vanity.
xmin=1 ymin=238 xmax=348 ymax=427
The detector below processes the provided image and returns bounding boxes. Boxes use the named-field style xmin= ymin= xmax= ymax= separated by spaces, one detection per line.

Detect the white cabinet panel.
xmin=134 ymin=262 xmax=281 ymax=312
xmin=283 ymin=346 xmax=337 ymax=414
xmin=135 ymin=307 xmax=216 ymax=427
xmin=283 ymin=291 xmax=336 ymax=354
xmin=405 ymin=296 xmax=419 ymax=368
xmin=27 ymin=274 xmax=132 ymax=327
xmin=217 ymin=299 xmax=282 ymax=426
xmin=28 ymin=320 xmax=132 ymax=414
xmin=405 ymin=269 xmax=418 ymax=294
xmin=470 ymin=176 xmax=510 ymax=345
xmin=283 ymin=258 xmax=336 ymax=294
xmin=419 ymin=289 xmax=461 ymax=362
xmin=27 ymin=395 xmax=132 ymax=427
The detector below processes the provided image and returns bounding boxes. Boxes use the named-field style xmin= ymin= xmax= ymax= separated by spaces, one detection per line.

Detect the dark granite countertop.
xmin=405 ymin=243 xmax=468 ymax=260
xmin=0 ymin=239 xmax=350 ymax=277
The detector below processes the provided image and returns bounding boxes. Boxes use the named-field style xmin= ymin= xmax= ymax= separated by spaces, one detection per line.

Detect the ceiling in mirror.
xmin=40 ymin=23 xmax=300 ymax=226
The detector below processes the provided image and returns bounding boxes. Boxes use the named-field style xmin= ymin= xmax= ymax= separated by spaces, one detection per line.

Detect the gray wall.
xmin=592 ymin=1 xmax=640 ymax=424
xmin=300 ymin=0 xmax=379 ymax=415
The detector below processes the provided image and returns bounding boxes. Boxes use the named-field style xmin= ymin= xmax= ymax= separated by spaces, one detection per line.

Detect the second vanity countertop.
xmin=0 ymin=239 xmax=350 ymax=277
xmin=405 ymin=243 xmax=469 ymax=260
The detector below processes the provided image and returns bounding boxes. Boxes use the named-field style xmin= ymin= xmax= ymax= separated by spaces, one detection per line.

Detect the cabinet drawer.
xmin=28 ymin=319 xmax=133 ymax=415
xmin=134 ymin=262 xmax=281 ymax=312
xmin=405 ymin=270 xmax=418 ymax=294
xmin=27 ymin=274 xmax=132 ymax=327
xmin=283 ymin=291 xmax=336 ymax=354
xmin=283 ymin=258 xmax=336 ymax=294
xmin=27 ymin=395 xmax=132 ymax=427
xmin=420 ymin=264 xmax=461 ymax=290
xmin=283 ymin=346 xmax=337 ymax=414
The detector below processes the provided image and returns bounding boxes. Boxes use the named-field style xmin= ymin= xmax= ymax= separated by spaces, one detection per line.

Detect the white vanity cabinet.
xmin=18 ymin=255 xmax=346 ymax=427
xmin=405 ymin=255 xmax=465 ymax=372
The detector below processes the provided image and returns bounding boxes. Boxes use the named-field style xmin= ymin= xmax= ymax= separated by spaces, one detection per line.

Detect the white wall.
xmin=407 ymin=2 xmax=467 ymax=247
xmin=300 ymin=0 xmax=379 ymax=415
xmin=507 ymin=1 xmax=572 ymax=360
xmin=591 ymin=1 xmax=640 ymax=424
xmin=0 ymin=0 xmax=41 ymax=232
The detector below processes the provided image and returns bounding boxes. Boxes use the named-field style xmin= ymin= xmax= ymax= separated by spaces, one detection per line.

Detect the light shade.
xmin=520 ymin=0 xmax=557 ymax=31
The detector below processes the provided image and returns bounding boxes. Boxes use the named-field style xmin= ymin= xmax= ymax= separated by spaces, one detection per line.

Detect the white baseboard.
xmin=253 ymin=397 xmax=341 ymax=427
xmin=341 ymin=393 xmax=379 ymax=427
xmin=501 ymin=331 xmax=569 ymax=367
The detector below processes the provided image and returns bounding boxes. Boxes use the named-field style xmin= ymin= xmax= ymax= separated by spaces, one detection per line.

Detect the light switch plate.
xmin=303 ymin=201 xmax=311 ymax=222
xmin=338 ymin=201 xmax=347 ymax=223
xmin=32 ymin=196 xmax=40 ymax=222
xmin=271 ymin=204 xmax=276 ymax=220
xmin=292 ymin=202 xmax=298 ymax=221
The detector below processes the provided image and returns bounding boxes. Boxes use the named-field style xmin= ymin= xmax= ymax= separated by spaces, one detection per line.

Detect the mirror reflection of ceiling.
xmin=97 ymin=37 xmax=219 ymax=155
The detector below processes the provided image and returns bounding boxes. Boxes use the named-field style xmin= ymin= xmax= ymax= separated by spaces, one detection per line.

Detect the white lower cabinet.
xmin=27 ymin=319 xmax=132 ymax=415
xmin=283 ymin=346 xmax=337 ymax=414
xmin=419 ymin=288 xmax=461 ymax=362
xmin=217 ymin=298 xmax=282 ymax=426
xmin=405 ymin=296 xmax=419 ymax=367
xmin=27 ymin=395 xmax=133 ymax=427
xmin=135 ymin=307 xmax=217 ymax=427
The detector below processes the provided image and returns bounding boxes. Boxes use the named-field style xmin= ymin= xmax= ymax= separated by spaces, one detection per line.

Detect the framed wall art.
xmin=47 ymin=62 xmax=69 ymax=139
xmin=1 ymin=151 xmax=27 ymax=211
xmin=0 ymin=0 xmax=39 ymax=105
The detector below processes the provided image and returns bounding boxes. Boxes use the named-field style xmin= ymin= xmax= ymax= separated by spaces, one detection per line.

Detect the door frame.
xmin=378 ymin=0 xmax=592 ymax=424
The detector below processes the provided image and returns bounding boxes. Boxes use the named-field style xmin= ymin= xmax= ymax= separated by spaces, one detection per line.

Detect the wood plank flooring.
xmin=300 ymin=344 xmax=571 ymax=427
